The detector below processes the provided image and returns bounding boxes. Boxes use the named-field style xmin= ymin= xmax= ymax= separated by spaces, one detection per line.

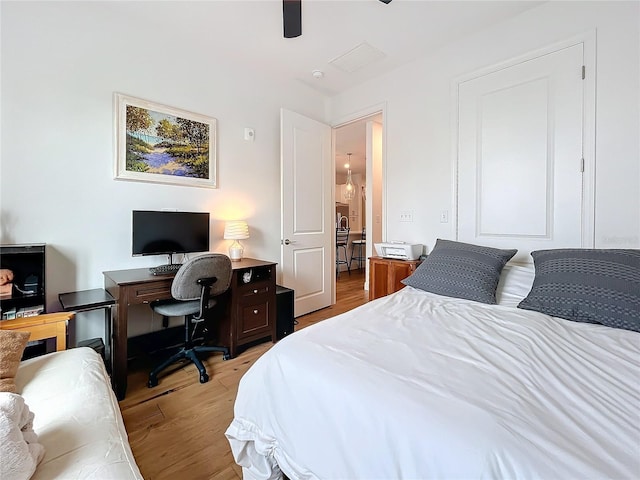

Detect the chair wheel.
xmin=223 ymin=353 xmax=230 ymax=361
xmin=148 ymin=377 xmax=158 ymax=388
xmin=199 ymin=373 xmax=209 ymax=384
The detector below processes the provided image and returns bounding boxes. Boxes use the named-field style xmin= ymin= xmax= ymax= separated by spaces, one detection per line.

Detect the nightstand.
xmin=368 ymin=256 xmax=422 ymax=300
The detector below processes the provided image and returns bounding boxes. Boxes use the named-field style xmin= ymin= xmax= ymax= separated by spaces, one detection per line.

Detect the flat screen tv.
xmin=132 ymin=210 xmax=210 ymax=258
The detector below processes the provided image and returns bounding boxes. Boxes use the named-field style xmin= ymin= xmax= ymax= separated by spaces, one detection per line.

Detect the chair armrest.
xmin=197 ymin=277 xmax=218 ymax=287
xmin=0 ymin=312 xmax=74 ymax=351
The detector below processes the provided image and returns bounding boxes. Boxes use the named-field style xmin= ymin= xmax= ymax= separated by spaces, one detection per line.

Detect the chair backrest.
xmin=336 ymin=228 xmax=350 ymax=246
xmin=171 ymin=254 xmax=232 ymax=301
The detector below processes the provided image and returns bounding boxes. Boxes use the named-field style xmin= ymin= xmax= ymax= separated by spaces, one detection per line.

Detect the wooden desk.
xmin=104 ymin=258 xmax=277 ymax=400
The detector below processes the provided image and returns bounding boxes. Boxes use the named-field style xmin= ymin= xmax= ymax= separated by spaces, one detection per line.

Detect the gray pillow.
xmin=401 ymin=239 xmax=517 ymax=304
xmin=518 ymin=249 xmax=640 ymax=332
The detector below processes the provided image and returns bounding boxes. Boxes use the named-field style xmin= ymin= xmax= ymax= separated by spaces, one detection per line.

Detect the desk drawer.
xmin=129 ymin=281 xmax=173 ymax=305
xmin=239 ymin=302 xmax=269 ymax=335
xmin=238 ymin=283 xmax=270 ymax=298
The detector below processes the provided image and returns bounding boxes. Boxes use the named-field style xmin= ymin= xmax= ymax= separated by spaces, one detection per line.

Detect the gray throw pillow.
xmin=518 ymin=249 xmax=640 ymax=332
xmin=401 ymin=239 xmax=517 ymax=304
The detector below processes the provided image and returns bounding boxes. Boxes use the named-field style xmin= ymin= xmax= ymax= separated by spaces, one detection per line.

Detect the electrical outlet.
xmin=440 ymin=210 xmax=449 ymax=223
xmin=400 ymin=211 xmax=413 ymax=222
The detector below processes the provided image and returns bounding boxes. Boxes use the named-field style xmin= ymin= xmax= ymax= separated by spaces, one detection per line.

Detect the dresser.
xmin=368 ymin=256 xmax=422 ymax=301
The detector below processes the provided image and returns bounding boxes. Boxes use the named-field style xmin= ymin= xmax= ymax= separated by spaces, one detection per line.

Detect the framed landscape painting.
xmin=114 ymin=93 xmax=217 ymax=188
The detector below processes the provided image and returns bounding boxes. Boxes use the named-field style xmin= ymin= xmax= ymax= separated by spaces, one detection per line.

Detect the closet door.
xmin=457 ymin=43 xmax=587 ymax=262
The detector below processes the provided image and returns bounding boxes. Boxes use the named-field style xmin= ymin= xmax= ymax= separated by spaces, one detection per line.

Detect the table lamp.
xmin=224 ymin=220 xmax=250 ymax=261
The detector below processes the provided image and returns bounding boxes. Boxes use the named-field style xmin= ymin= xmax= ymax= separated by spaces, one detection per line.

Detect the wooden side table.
xmin=58 ymin=288 xmax=115 ymax=368
xmin=368 ymin=256 xmax=422 ymax=301
xmin=0 ymin=312 xmax=74 ymax=351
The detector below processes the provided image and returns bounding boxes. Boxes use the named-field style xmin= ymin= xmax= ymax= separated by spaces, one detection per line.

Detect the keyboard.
xmin=149 ymin=264 xmax=182 ymax=276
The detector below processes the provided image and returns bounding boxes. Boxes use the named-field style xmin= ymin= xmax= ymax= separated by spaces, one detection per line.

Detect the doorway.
xmin=334 ymin=112 xmax=383 ymax=299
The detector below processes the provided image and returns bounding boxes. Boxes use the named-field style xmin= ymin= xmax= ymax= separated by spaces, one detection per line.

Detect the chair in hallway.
xmin=336 ymin=227 xmax=351 ymax=277
xmin=147 ymin=253 xmax=232 ymax=387
xmin=350 ymin=227 xmax=366 ymax=270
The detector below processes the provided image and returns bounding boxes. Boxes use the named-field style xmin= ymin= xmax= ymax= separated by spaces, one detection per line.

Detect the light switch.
xmin=400 ymin=211 xmax=413 ymax=222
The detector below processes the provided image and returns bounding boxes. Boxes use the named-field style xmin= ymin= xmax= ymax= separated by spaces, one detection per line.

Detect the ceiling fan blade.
xmin=379 ymin=0 xmax=392 ymax=3
xmin=283 ymin=0 xmax=302 ymax=38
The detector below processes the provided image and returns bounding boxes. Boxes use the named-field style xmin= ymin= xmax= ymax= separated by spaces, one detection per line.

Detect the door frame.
xmin=450 ymin=31 xmax=596 ymax=248
xmin=331 ymin=102 xmax=387 ymax=300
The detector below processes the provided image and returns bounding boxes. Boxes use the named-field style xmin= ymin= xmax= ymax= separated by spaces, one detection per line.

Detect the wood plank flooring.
xmin=120 ymin=269 xmax=368 ymax=479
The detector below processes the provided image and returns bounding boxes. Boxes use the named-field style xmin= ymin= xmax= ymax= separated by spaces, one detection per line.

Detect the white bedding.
xmin=15 ymin=348 xmax=143 ymax=480
xmin=226 ymin=286 xmax=640 ymax=479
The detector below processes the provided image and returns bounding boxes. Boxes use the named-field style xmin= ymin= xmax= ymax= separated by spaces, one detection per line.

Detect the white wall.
xmin=0 ymin=2 xmax=327 ymax=341
xmin=2 ymin=1 xmax=638 ymax=342
xmin=329 ymin=1 xmax=640 ymax=252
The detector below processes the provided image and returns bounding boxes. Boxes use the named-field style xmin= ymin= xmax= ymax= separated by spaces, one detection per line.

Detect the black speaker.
xmin=276 ymin=285 xmax=295 ymax=340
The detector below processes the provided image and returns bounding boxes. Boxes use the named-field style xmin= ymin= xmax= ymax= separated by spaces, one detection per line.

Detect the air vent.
xmin=329 ymin=42 xmax=386 ymax=73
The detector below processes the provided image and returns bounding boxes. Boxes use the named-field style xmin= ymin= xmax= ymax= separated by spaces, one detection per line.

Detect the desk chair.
xmin=350 ymin=228 xmax=366 ymax=270
xmin=336 ymin=228 xmax=351 ymax=277
xmin=147 ymin=254 xmax=232 ymax=388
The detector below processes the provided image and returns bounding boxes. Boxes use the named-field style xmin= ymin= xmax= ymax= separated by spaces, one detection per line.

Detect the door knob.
xmin=282 ymin=239 xmax=297 ymax=245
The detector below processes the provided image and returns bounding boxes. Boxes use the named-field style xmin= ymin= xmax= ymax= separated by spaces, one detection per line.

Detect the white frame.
xmin=114 ymin=93 xmax=217 ymax=188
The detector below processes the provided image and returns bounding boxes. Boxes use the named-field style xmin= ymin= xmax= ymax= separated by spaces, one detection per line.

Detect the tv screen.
xmin=132 ymin=210 xmax=210 ymax=256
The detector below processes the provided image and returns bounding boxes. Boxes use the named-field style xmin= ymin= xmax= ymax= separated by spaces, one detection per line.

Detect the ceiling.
xmin=118 ymin=0 xmax=544 ymax=97
xmin=335 ymin=115 xmax=381 ymax=177
xmin=113 ymin=0 xmax=545 ymax=177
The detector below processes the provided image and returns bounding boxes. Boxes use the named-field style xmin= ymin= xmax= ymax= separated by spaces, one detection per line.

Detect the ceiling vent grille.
xmin=329 ymin=42 xmax=386 ymax=73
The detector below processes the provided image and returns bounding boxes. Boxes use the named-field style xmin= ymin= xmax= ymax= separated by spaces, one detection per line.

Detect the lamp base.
xmin=228 ymin=241 xmax=244 ymax=262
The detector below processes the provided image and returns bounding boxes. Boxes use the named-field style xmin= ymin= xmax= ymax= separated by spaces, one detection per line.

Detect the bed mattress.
xmin=226 ymin=286 xmax=640 ymax=479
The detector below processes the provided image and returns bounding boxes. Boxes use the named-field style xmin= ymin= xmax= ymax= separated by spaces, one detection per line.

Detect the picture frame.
xmin=114 ymin=93 xmax=217 ymax=188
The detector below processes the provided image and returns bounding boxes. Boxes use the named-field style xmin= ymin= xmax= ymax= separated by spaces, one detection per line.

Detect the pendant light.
xmin=344 ymin=153 xmax=355 ymax=201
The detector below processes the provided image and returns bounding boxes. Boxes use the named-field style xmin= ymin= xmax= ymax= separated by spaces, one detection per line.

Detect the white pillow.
xmin=495 ymin=264 xmax=535 ymax=308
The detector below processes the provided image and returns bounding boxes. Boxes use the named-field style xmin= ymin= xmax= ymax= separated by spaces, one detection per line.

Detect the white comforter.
xmin=226 ymin=286 xmax=640 ymax=480
xmin=16 ymin=348 xmax=143 ymax=480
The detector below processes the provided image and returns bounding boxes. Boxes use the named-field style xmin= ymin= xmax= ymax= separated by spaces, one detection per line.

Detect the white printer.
xmin=374 ymin=242 xmax=423 ymax=261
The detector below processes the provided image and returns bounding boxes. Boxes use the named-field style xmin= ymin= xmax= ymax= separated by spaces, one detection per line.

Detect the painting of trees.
xmin=116 ymin=93 xmax=217 ymax=188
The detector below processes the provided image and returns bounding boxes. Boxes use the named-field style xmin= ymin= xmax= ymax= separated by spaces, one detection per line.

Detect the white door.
xmin=281 ymin=108 xmax=332 ymax=316
xmin=457 ymin=43 xmax=588 ymax=262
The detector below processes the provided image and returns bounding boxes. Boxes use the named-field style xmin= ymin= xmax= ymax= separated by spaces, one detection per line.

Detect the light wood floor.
xmin=120 ymin=269 xmax=368 ymax=480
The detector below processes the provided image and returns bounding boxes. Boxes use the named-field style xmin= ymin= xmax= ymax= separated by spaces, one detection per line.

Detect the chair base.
xmin=148 ymin=344 xmax=230 ymax=388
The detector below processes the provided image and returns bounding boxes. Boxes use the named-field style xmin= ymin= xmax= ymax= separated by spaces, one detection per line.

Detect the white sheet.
xmin=226 ymin=287 xmax=640 ymax=480
xmin=15 ymin=348 xmax=143 ymax=480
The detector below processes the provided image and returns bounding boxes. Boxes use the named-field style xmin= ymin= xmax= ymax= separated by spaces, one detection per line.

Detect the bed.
xmin=226 ymin=241 xmax=640 ymax=479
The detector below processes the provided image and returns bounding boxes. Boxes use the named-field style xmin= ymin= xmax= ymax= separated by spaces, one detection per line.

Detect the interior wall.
xmin=329 ymin=1 xmax=640 ymax=253
xmin=365 ymin=120 xmax=383 ymax=291
xmin=0 ymin=2 xmax=327 ymax=342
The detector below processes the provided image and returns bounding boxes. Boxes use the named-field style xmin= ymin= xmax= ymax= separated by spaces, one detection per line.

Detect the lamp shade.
xmin=224 ymin=221 xmax=250 ymax=240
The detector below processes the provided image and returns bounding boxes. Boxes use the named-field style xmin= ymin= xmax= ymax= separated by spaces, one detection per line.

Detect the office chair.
xmin=350 ymin=227 xmax=366 ymax=270
xmin=336 ymin=227 xmax=351 ymax=277
xmin=147 ymin=253 xmax=232 ymax=388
